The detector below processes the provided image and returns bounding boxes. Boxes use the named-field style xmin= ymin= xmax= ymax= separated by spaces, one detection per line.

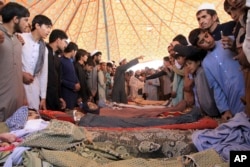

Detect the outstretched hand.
xmin=137 ymin=55 xmax=144 ymax=60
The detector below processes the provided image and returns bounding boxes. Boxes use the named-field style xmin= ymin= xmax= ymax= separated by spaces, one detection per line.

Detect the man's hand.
xmin=221 ymin=110 xmax=233 ymax=122
xmin=74 ymin=83 xmax=81 ymax=92
xmin=39 ymin=99 xmax=47 ymax=110
xmin=221 ymin=35 xmax=233 ymax=49
xmin=23 ymin=72 xmax=34 ymax=84
xmin=137 ymin=55 xmax=144 ymax=60
xmin=16 ymin=33 xmax=25 ymax=45
xmin=59 ymin=98 xmax=66 ymax=110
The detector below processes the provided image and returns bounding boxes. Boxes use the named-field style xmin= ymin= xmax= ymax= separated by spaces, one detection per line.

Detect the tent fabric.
xmin=10 ymin=0 xmax=231 ymax=63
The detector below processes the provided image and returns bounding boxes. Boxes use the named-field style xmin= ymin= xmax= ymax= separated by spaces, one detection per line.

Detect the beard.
xmin=14 ymin=21 xmax=22 ymax=33
xmin=95 ymin=59 xmax=100 ymax=64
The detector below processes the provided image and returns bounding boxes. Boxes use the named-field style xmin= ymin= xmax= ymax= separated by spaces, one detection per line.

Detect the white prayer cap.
xmin=90 ymin=49 xmax=102 ymax=57
xmin=197 ymin=3 xmax=215 ymax=12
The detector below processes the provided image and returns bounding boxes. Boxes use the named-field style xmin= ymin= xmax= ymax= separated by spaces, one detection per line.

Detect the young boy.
xmin=185 ymin=47 xmax=220 ymax=117
xmin=46 ymin=29 xmax=68 ymax=111
xmin=21 ymin=15 xmax=52 ymax=110
xmin=60 ymin=42 xmax=80 ymax=109
xmin=189 ymin=28 xmax=245 ymax=121
xmin=170 ymin=53 xmax=186 ymax=106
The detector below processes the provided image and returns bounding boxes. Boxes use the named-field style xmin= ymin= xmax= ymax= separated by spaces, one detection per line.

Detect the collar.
xmin=0 ymin=24 xmax=15 ymax=39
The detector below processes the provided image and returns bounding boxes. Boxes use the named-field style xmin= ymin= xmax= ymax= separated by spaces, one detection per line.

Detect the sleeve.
xmin=173 ymin=44 xmax=194 ymax=57
xmin=119 ymin=58 xmax=139 ymax=72
xmin=243 ymin=9 xmax=250 ymax=63
xmin=39 ymin=48 xmax=48 ymax=99
xmin=61 ymin=79 xmax=76 ymax=90
xmin=146 ymin=70 xmax=166 ymax=80
xmin=203 ymin=62 xmax=230 ymax=113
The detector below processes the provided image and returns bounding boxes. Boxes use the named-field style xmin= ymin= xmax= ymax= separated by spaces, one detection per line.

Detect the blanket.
xmin=192 ymin=112 xmax=250 ymax=161
xmin=78 ymin=107 xmax=202 ymax=128
xmin=86 ymin=117 xmax=218 ymax=131
xmin=3 ymin=120 xmax=226 ymax=166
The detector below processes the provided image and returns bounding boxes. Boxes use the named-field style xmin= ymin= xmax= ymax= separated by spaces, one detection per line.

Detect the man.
xmin=105 ymin=62 xmax=113 ymax=101
xmin=60 ymin=42 xmax=80 ymax=109
xmin=112 ymin=56 xmax=144 ymax=104
xmin=87 ymin=50 xmax=102 ymax=102
xmin=144 ymin=69 xmax=160 ymax=100
xmin=74 ymin=49 xmax=90 ymax=103
xmin=196 ymin=2 xmax=235 ymax=41
xmin=46 ymin=29 xmax=68 ymax=110
xmin=21 ymin=15 xmax=52 ymax=110
xmin=0 ymin=2 xmax=30 ymax=121
xmin=129 ymin=70 xmax=145 ymax=100
xmin=146 ymin=57 xmax=173 ymax=101
xmin=189 ymin=28 xmax=245 ymax=121
xmin=98 ymin=62 xmax=107 ymax=106
xmin=77 ymin=57 xmax=95 ymax=104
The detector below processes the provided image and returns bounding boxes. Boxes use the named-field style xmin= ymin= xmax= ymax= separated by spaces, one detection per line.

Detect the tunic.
xmin=194 ymin=67 xmax=220 ymax=117
xmin=129 ymin=76 xmax=144 ymax=99
xmin=98 ymin=70 xmax=106 ymax=103
xmin=74 ymin=62 xmax=90 ymax=102
xmin=87 ymin=65 xmax=98 ymax=99
xmin=0 ymin=25 xmax=25 ymax=121
xmin=202 ymin=41 xmax=245 ymax=115
xmin=146 ymin=70 xmax=173 ymax=98
xmin=144 ymin=78 xmax=160 ymax=100
xmin=60 ymin=56 xmax=79 ymax=109
xmin=171 ymin=72 xmax=184 ymax=106
xmin=46 ymin=45 xmax=62 ymax=110
xmin=21 ymin=33 xmax=48 ymax=110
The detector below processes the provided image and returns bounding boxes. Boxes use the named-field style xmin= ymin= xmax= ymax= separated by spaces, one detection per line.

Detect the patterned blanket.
xmin=1 ymin=120 xmax=227 ymax=167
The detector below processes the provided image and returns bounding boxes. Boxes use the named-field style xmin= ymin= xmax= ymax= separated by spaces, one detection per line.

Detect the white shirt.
xmin=21 ymin=33 xmax=48 ymax=110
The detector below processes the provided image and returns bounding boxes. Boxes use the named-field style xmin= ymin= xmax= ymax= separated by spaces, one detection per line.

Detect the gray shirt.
xmin=0 ymin=25 xmax=25 ymax=121
xmin=194 ymin=67 xmax=220 ymax=117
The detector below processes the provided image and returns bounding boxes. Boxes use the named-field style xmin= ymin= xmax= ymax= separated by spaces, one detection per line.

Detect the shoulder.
xmin=20 ymin=32 xmax=31 ymax=39
xmin=221 ymin=20 xmax=236 ymax=27
xmin=220 ymin=21 xmax=236 ymax=34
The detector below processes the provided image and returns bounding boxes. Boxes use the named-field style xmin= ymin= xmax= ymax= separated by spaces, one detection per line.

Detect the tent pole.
xmin=102 ymin=0 xmax=110 ymax=61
